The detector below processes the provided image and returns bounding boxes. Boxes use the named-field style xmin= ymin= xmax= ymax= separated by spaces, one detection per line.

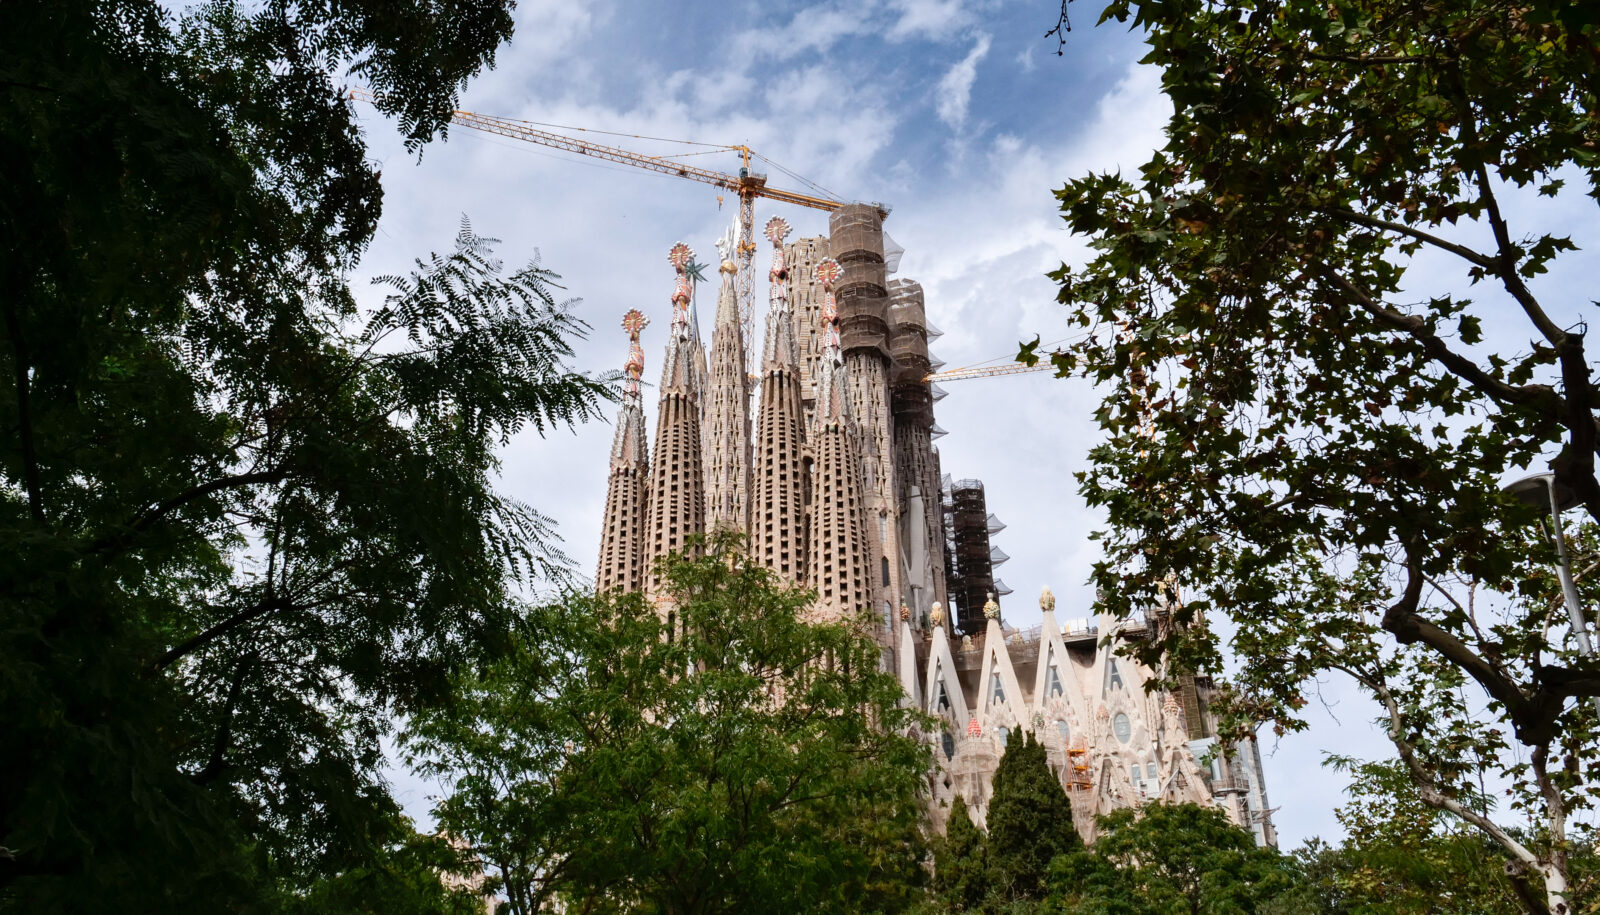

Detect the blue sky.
xmin=356 ymin=0 xmax=1434 ymax=850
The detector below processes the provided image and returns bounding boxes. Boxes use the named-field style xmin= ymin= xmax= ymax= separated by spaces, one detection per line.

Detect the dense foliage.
xmin=1 ymin=1 xmax=612 ymax=909
xmin=987 ymin=733 xmax=1082 ymax=902
xmin=404 ymin=537 xmax=934 ymax=915
xmin=1049 ymin=803 xmax=1302 ymax=914
xmin=934 ymin=797 xmax=992 ymax=913
xmin=1044 ymin=0 xmax=1600 ymax=905
xmin=928 ymin=736 xmax=1079 ymax=912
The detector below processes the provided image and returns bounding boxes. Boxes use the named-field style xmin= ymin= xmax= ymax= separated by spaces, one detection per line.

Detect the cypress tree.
xmin=985 ymin=732 xmax=1079 ymax=900
xmin=934 ymin=795 xmax=989 ymax=912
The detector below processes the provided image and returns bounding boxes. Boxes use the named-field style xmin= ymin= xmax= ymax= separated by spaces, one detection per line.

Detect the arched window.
xmin=1056 ymin=719 xmax=1070 ymax=743
xmin=996 ymin=726 xmax=1010 ymax=748
xmin=1105 ymin=659 xmax=1126 ymax=694
xmin=941 ymin=731 xmax=956 ymax=760
xmin=1113 ymin=712 xmax=1132 ymax=743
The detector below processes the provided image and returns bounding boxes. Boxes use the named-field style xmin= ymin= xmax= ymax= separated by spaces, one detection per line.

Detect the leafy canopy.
xmin=1048 ymin=803 xmax=1301 ymax=914
xmin=404 ymin=536 xmax=935 ymax=915
xmin=1044 ymin=0 xmax=1600 ymax=903
xmin=2 ymin=1 xmax=613 ymax=909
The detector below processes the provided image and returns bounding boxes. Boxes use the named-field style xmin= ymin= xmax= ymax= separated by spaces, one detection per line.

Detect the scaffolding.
xmin=945 ymin=478 xmax=995 ymax=633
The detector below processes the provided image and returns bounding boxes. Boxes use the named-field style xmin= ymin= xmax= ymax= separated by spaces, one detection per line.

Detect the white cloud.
xmin=888 ymin=0 xmax=978 ymax=40
xmin=728 ymin=2 xmax=879 ymax=65
xmin=934 ymin=33 xmax=991 ymax=130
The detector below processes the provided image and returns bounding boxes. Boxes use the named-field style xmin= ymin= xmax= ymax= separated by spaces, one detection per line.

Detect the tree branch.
xmin=1302 ymin=51 xmax=1437 ymax=65
xmin=1326 ymin=269 xmax=1566 ymax=418
xmin=192 ymin=652 xmax=256 ymax=786
xmin=1350 ymin=662 xmax=1545 ymax=872
xmin=1381 ymin=553 xmax=1561 ymax=745
xmin=1323 ymin=206 xmax=1497 ymax=269
xmin=152 ymin=593 xmax=289 ymax=672
xmin=94 ymin=468 xmax=289 ymax=555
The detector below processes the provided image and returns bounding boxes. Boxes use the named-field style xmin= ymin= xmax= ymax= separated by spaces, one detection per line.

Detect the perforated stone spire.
xmin=597 ymin=309 xmax=651 ymax=593
xmin=647 ymin=244 xmax=707 ymax=600
xmin=752 ymin=216 xmax=807 ymax=581
xmin=702 ymin=221 xmax=752 ymax=533
xmin=806 ymin=257 xmax=872 ymax=620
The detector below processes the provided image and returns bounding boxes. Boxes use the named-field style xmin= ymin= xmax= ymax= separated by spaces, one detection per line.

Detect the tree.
xmin=2 ymin=2 xmax=613 ymax=909
xmin=1043 ymin=0 xmax=1600 ymax=907
xmin=986 ymin=733 xmax=1081 ymax=902
xmin=403 ymin=535 xmax=934 ymax=915
xmin=934 ymin=796 xmax=991 ymax=913
xmin=1301 ymin=757 xmax=1530 ymax=913
xmin=1047 ymin=803 xmax=1301 ymax=914
xmin=271 ymin=812 xmax=487 ymax=915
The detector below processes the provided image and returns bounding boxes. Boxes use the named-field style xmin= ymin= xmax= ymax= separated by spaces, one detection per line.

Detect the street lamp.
xmin=1504 ymin=472 xmax=1597 ymax=659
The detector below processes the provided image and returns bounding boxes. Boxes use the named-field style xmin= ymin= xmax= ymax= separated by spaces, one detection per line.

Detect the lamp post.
xmin=1504 ymin=472 xmax=1596 ymax=659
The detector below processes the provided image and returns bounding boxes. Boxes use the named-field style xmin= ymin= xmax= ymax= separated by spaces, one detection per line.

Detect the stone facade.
xmin=595 ymin=224 xmax=1276 ymax=849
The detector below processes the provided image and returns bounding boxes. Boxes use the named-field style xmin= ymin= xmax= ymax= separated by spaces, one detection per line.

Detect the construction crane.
xmin=348 ymin=88 xmax=881 ymax=372
xmin=923 ymin=362 xmax=1052 ymax=383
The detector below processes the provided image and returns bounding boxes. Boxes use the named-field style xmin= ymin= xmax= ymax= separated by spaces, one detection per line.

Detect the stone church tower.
xmin=644 ymin=244 xmax=707 ymax=602
xmin=805 ymin=257 xmax=873 ymax=622
xmin=701 ymin=229 xmax=752 ymax=533
xmin=752 ymin=218 xmax=809 ymax=583
xmin=595 ymin=310 xmax=651 ymax=593
xmin=830 ymin=205 xmax=902 ymax=634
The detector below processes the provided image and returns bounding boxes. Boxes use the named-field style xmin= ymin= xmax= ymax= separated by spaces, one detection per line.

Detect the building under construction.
xmin=593 ymin=203 xmax=1275 ymax=847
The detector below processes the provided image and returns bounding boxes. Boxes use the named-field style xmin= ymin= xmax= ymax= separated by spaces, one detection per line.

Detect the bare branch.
xmin=1382 ymin=553 xmax=1562 ymax=745
xmin=152 ymin=594 xmax=289 ymax=672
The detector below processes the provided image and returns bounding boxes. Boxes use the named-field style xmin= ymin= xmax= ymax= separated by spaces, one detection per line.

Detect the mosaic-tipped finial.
xmin=621 ymin=309 xmax=648 ymax=392
xmin=815 ymin=257 xmax=843 ymax=351
xmin=668 ymin=243 xmax=694 ymax=329
xmin=899 ymin=600 xmax=911 ymax=623
xmin=983 ymin=592 xmax=1000 ymax=620
xmin=668 ymin=242 xmax=694 ymax=272
xmin=813 ymin=257 xmax=842 ymax=289
xmin=764 ymin=215 xmax=791 ymax=247
xmin=929 ymin=601 xmax=945 ymax=628
xmin=1040 ymin=586 xmax=1056 ymax=614
xmin=967 ymin=717 xmax=982 ymax=738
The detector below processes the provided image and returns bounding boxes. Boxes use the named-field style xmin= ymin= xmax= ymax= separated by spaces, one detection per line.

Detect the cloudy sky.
xmin=353 ymin=0 xmax=1451 ymax=849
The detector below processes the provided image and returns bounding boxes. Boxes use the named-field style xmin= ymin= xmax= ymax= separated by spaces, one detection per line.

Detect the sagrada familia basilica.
xmin=594 ymin=204 xmax=1276 ymax=847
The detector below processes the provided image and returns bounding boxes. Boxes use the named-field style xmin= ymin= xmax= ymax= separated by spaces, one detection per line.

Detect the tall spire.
xmin=646 ymin=243 xmax=707 ymax=602
xmin=807 ymin=257 xmax=873 ymax=621
xmin=702 ymin=222 xmax=752 ymax=534
xmin=830 ymin=203 xmax=902 ymax=643
xmin=596 ymin=310 xmax=651 ymax=593
xmin=752 ymin=216 xmax=808 ymax=581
